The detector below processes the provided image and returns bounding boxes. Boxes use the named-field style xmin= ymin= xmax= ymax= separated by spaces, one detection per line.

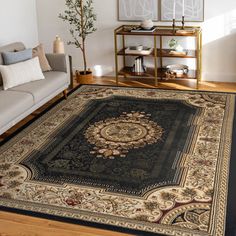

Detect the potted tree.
xmin=59 ymin=0 xmax=97 ymax=84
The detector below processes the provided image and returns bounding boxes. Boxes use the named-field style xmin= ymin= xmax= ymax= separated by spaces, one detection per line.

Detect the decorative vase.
xmin=140 ymin=19 xmax=154 ymax=30
xmin=53 ymin=36 xmax=65 ymax=54
xmin=76 ymin=69 xmax=93 ymax=84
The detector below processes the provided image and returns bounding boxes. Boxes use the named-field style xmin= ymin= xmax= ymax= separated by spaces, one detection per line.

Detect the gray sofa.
xmin=0 ymin=42 xmax=71 ymax=136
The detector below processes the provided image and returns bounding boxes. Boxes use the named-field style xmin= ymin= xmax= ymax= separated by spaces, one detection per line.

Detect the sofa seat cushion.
xmin=9 ymin=71 xmax=68 ymax=103
xmin=0 ymin=90 xmax=34 ymax=128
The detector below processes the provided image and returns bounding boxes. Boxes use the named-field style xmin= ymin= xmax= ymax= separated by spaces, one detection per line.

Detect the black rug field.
xmin=0 ymin=85 xmax=235 ymax=236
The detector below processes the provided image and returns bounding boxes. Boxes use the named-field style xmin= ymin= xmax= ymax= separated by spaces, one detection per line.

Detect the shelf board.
xmin=119 ymin=67 xmax=155 ymax=78
xmin=117 ymin=48 xmax=154 ymax=57
xmin=117 ymin=48 xmax=196 ymax=58
xmin=116 ymin=27 xmax=199 ymax=37
xmin=118 ymin=67 xmax=197 ymax=80
xmin=158 ymin=49 xmax=196 ymax=58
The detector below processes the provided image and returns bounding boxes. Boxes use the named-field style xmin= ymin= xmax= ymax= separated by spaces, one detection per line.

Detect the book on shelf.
xmin=131 ymin=26 xmax=157 ymax=33
xmin=132 ymin=57 xmax=146 ymax=73
xmin=125 ymin=46 xmax=153 ymax=55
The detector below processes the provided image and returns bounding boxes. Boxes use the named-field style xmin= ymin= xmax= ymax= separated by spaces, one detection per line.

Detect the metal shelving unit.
xmin=114 ymin=25 xmax=202 ymax=89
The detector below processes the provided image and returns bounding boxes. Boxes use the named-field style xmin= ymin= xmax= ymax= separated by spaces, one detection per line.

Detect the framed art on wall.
xmin=161 ymin=0 xmax=204 ymax=22
xmin=118 ymin=0 xmax=158 ymax=21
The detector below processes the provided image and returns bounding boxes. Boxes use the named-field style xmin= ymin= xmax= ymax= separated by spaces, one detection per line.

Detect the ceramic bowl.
xmin=141 ymin=19 xmax=154 ymax=30
xmin=166 ymin=64 xmax=189 ymax=75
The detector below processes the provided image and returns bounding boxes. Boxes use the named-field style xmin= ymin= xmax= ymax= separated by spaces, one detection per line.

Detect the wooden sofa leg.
xmin=63 ymin=90 xmax=68 ymax=99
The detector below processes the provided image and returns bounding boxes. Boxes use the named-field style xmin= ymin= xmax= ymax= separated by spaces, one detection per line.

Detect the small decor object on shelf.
xmin=59 ymin=0 xmax=97 ymax=84
xmin=166 ymin=64 xmax=188 ymax=76
xmin=125 ymin=46 xmax=153 ymax=55
xmin=132 ymin=56 xmax=146 ymax=74
xmin=175 ymin=44 xmax=184 ymax=52
xmin=168 ymin=38 xmax=178 ymax=50
xmin=136 ymin=45 xmax=143 ymax=51
xmin=131 ymin=26 xmax=157 ymax=33
xmin=168 ymin=39 xmax=187 ymax=55
xmin=123 ymin=26 xmax=136 ymax=32
xmin=172 ymin=19 xmax=176 ymax=33
xmin=172 ymin=0 xmax=176 ymax=33
xmin=53 ymin=36 xmax=65 ymax=54
xmin=141 ymin=19 xmax=154 ymax=30
xmin=181 ymin=15 xmax=185 ymax=29
xmin=165 ymin=71 xmax=176 ymax=80
xmin=181 ymin=0 xmax=185 ymax=29
xmin=169 ymin=44 xmax=187 ymax=55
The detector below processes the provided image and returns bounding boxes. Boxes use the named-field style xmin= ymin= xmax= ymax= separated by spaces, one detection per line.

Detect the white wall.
xmin=36 ymin=0 xmax=236 ymax=82
xmin=202 ymin=5 xmax=236 ymax=82
xmin=36 ymin=0 xmax=119 ymax=76
xmin=0 ymin=0 xmax=38 ymax=47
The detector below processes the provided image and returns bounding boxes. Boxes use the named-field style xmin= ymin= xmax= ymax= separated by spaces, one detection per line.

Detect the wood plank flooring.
xmin=0 ymin=211 xmax=129 ymax=236
xmin=0 ymin=77 xmax=236 ymax=236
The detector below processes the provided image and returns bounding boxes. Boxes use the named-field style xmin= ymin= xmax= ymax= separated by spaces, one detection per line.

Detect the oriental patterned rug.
xmin=0 ymin=85 xmax=236 ymax=236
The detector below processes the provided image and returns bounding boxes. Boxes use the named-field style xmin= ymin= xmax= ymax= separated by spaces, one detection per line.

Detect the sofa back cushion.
xmin=0 ymin=42 xmax=26 ymax=86
xmin=0 ymin=57 xmax=45 ymax=90
xmin=33 ymin=44 xmax=52 ymax=72
xmin=2 ymin=48 xmax=32 ymax=65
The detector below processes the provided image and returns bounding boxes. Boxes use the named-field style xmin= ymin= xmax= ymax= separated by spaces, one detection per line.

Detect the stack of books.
xmin=132 ymin=57 xmax=146 ymax=73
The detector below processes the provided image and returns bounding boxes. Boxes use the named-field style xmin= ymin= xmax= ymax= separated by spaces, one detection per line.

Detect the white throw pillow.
xmin=0 ymin=57 xmax=45 ymax=90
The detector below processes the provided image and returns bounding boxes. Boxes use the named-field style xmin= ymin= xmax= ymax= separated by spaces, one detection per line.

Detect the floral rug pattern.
xmin=85 ymin=111 xmax=163 ymax=159
xmin=0 ymin=86 xmax=235 ymax=236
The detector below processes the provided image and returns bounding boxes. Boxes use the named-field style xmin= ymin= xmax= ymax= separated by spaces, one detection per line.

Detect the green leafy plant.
xmin=168 ymin=38 xmax=178 ymax=50
xmin=59 ymin=0 xmax=97 ymax=74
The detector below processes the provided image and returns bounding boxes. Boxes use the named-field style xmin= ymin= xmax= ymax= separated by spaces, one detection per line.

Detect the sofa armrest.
xmin=46 ymin=53 xmax=69 ymax=73
xmin=46 ymin=54 xmax=73 ymax=88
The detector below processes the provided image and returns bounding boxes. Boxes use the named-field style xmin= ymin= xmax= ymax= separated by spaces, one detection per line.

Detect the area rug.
xmin=0 ymin=85 xmax=236 ymax=236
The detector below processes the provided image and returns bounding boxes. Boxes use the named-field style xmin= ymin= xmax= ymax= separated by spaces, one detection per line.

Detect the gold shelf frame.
xmin=114 ymin=25 xmax=202 ymax=89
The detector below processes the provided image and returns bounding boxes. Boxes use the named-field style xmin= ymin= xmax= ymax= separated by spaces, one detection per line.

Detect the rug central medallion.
xmin=85 ymin=112 xmax=163 ymax=159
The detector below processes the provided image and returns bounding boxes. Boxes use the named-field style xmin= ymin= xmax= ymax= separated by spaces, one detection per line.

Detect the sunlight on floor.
xmin=200 ymin=82 xmax=217 ymax=88
xmin=131 ymin=81 xmax=156 ymax=88
xmin=158 ymin=82 xmax=194 ymax=90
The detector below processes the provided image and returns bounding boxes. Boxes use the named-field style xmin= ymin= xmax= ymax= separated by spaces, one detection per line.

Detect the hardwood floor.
xmin=0 ymin=77 xmax=236 ymax=236
xmin=0 ymin=211 xmax=130 ymax=236
xmin=93 ymin=76 xmax=236 ymax=92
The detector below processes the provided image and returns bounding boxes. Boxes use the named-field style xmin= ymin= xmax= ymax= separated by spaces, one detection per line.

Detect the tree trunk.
xmin=82 ymin=38 xmax=87 ymax=74
xmin=80 ymin=0 xmax=87 ymax=74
